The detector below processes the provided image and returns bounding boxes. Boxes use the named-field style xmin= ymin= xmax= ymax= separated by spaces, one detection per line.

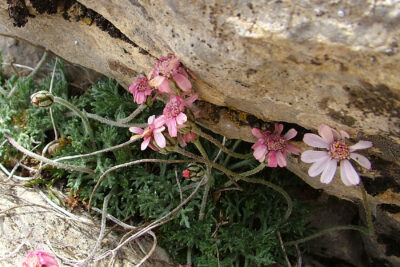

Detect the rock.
xmin=0 ymin=173 xmax=174 ymax=266
xmin=0 ymin=0 xmax=400 ymax=265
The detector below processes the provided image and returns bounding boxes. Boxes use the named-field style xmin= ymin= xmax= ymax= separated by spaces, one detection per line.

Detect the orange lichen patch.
xmin=378 ymin=189 xmax=400 ymax=203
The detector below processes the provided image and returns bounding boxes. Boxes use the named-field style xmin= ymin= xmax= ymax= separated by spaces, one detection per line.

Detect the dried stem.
xmin=6 ymin=135 xmax=94 ymax=174
xmin=277 ymin=230 xmax=292 ymax=267
xmin=85 ymin=112 xmax=146 ymax=128
xmin=117 ymin=104 xmax=147 ymax=124
xmin=54 ymin=137 xmax=140 ymax=162
xmin=80 ymin=193 xmax=111 ymax=266
xmin=134 ymin=231 xmax=157 ymax=267
xmin=26 ymin=51 xmax=48 ymax=79
xmin=94 ymin=175 xmax=206 ymax=262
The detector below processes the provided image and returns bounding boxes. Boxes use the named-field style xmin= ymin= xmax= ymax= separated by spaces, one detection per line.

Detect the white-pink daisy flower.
xmin=301 ymin=124 xmax=373 ymax=186
xmin=251 ymin=123 xmax=301 ymax=167
xmin=163 ymin=94 xmax=197 ymax=138
xmin=129 ymin=76 xmax=153 ymax=104
xmin=149 ymin=54 xmax=192 ymax=93
xmin=129 ymin=115 xmax=166 ymax=150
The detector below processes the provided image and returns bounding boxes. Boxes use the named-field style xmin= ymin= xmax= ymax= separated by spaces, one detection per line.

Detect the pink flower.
xmin=163 ymin=94 xmax=198 ymax=137
xmin=149 ymin=54 xmax=192 ymax=93
xmin=251 ymin=123 xmax=300 ymax=167
xmin=183 ymin=169 xmax=190 ymax=179
xmin=129 ymin=76 xmax=153 ymax=104
xmin=21 ymin=250 xmax=59 ymax=267
xmin=301 ymin=124 xmax=373 ymax=186
xmin=130 ymin=115 xmax=166 ymax=150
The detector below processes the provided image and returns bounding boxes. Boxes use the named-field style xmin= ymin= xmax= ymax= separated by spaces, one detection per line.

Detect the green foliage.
xmin=0 ymin=59 xmax=310 ymax=266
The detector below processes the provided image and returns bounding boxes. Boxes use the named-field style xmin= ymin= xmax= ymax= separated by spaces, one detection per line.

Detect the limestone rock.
xmin=1 ymin=0 xmax=400 ymax=265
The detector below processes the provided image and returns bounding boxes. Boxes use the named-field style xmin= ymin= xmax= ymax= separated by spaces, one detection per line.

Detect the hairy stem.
xmin=223 ymin=139 xmax=242 ymax=166
xmin=53 ymin=96 xmax=95 ymax=147
xmin=117 ymin=103 xmax=147 ymax=123
xmin=191 ymin=127 xmax=252 ymax=160
xmin=194 ymin=140 xmax=212 ymax=220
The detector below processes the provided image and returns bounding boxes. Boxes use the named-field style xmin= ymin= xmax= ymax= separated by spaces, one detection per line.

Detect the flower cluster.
xmin=251 ymin=123 xmax=300 ymax=167
xmin=129 ymin=54 xmax=197 ymax=151
xmin=250 ymin=122 xmax=373 ymax=186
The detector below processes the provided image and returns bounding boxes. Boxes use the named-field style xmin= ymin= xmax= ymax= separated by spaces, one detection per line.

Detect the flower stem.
xmin=191 ymin=127 xmax=252 ymax=160
xmin=240 ymin=163 xmax=266 ymax=177
xmin=117 ymin=103 xmax=147 ymax=123
xmin=173 ymin=147 xmax=292 ymax=222
xmin=284 ymin=183 xmax=374 ymax=246
xmin=194 ymin=139 xmax=211 ymax=220
xmin=360 ymin=182 xmax=374 ymax=234
xmin=53 ymin=96 xmax=95 ymax=148
xmin=223 ymin=139 xmax=242 ymax=166
xmin=284 ymin=225 xmax=370 ymax=246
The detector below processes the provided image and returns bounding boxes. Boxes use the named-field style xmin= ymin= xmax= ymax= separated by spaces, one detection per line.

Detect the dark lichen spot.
xmin=327 ymin=108 xmax=356 ymax=126
xmin=377 ymin=234 xmax=400 ymax=257
xmin=380 ymin=204 xmax=400 ymax=214
xmin=346 ymin=81 xmax=400 ymax=116
xmin=245 ymin=68 xmax=257 ymax=78
xmin=361 ymin=135 xmax=400 ymax=162
xmin=7 ymin=0 xmax=31 ymax=27
xmin=30 ymin=0 xmax=58 ymax=14
xmin=362 ymin=156 xmax=400 ymax=197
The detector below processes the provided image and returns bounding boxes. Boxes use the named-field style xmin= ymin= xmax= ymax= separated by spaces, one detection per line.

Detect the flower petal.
xmin=129 ymin=127 xmax=144 ymax=134
xmin=350 ymin=153 xmax=371 ymax=169
xmin=141 ymin=137 xmax=151 ymax=150
xmin=147 ymin=115 xmax=155 ymax=125
xmin=158 ymin=78 xmax=171 ymax=93
xmin=303 ymin=133 xmax=329 ymax=148
xmin=154 ymin=115 xmax=166 ymax=128
xmin=301 ymin=150 xmax=329 ymax=163
xmin=176 ymin=112 xmax=187 ymax=125
xmin=276 ymin=151 xmax=287 ymax=167
xmin=166 ymin=119 xmax=178 ymax=137
xmin=149 ymin=75 xmax=165 ymax=87
xmin=253 ymin=145 xmax=267 ymax=163
xmin=349 ymin=141 xmax=373 ymax=152
xmin=286 ymin=143 xmax=301 ymax=155
xmin=340 ymin=160 xmax=360 ymax=186
xmin=274 ymin=123 xmax=284 ymax=136
xmin=252 ymin=128 xmax=264 ymax=139
xmin=320 ymin=159 xmax=337 ymax=184
xmin=154 ymin=132 xmax=166 ymax=148
xmin=173 ymin=73 xmax=192 ymax=91
xmin=184 ymin=93 xmax=198 ymax=106
xmin=340 ymin=130 xmax=350 ymax=139
xmin=318 ymin=124 xmax=334 ymax=144
xmin=308 ymin=156 xmax=330 ymax=177
xmin=283 ymin=128 xmax=297 ymax=140
xmin=268 ymin=151 xmax=278 ymax=167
